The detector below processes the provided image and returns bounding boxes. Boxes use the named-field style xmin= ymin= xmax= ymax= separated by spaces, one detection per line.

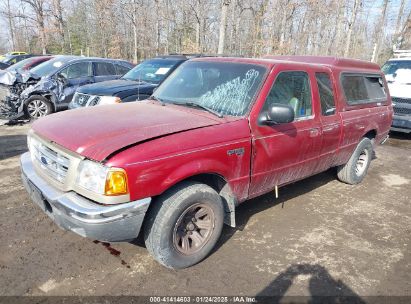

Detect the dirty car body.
xmin=0 ymin=56 xmax=133 ymax=120
xmin=21 ymin=56 xmax=393 ymax=269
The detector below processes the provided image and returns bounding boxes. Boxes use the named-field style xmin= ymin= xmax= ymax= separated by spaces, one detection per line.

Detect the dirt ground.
xmin=0 ymin=122 xmax=410 ymax=299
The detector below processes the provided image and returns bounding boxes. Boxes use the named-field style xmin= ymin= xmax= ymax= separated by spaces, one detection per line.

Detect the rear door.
xmin=249 ymin=65 xmax=322 ymax=198
xmin=93 ymin=62 xmax=119 ymax=82
xmin=313 ymin=70 xmax=342 ymax=172
xmin=58 ymin=61 xmax=93 ymax=105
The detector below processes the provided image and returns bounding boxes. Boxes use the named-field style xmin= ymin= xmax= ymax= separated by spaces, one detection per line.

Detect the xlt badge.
xmin=227 ymin=148 xmax=245 ymax=156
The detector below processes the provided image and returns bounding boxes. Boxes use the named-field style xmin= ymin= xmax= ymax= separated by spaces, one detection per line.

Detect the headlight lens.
xmin=76 ymin=160 xmax=128 ymax=196
xmin=76 ymin=160 xmax=108 ymax=194
xmin=98 ymin=96 xmax=122 ymax=105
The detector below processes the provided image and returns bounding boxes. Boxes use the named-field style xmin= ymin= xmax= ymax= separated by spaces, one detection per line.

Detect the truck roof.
xmin=193 ymin=55 xmax=381 ymax=72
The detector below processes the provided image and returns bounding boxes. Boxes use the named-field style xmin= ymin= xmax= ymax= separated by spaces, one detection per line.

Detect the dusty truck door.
xmin=312 ymin=69 xmax=342 ymax=172
xmin=248 ymin=65 xmax=322 ymax=198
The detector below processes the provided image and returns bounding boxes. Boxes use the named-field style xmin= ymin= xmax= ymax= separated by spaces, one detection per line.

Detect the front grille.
xmin=73 ymin=93 xmax=91 ymax=106
xmin=392 ymin=97 xmax=411 ymax=105
xmin=32 ymin=140 xmax=70 ymax=183
xmin=392 ymin=97 xmax=411 ymax=116
xmin=393 ymin=107 xmax=411 ymax=115
xmin=73 ymin=93 xmax=100 ymax=107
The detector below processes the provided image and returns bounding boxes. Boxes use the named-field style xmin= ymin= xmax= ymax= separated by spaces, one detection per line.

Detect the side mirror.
xmin=56 ymin=73 xmax=67 ymax=84
xmin=259 ymin=103 xmax=295 ymax=125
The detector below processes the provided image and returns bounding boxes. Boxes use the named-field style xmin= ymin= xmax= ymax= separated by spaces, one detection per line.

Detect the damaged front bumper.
xmin=0 ymin=84 xmax=25 ymax=119
xmin=20 ymin=152 xmax=151 ymax=242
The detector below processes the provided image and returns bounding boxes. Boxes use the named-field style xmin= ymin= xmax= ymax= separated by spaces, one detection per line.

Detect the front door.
xmin=58 ymin=62 xmax=93 ymax=105
xmin=249 ymin=69 xmax=322 ymax=198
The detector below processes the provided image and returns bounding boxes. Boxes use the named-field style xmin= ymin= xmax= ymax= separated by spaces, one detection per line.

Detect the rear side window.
xmin=95 ymin=62 xmax=116 ymax=76
xmin=115 ymin=64 xmax=130 ymax=75
xmin=60 ymin=62 xmax=92 ymax=79
xmin=341 ymin=74 xmax=386 ymax=105
xmin=315 ymin=73 xmax=336 ymax=116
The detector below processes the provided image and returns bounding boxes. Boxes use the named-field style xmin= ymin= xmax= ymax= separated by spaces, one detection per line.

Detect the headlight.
xmin=98 ymin=96 xmax=122 ymax=105
xmin=76 ymin=160 xmax=128 ymax=196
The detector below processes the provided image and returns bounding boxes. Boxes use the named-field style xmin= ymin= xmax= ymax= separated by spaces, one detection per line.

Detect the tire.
xmin=24 ymin=95 xmax=53 ymax=119
xmin=144 ymin=181 xmax=224 ymax=269
xmin=337 ymin=137 xmax=373 ymax=185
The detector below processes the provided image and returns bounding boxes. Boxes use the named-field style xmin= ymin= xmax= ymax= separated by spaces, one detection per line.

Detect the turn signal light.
xmin=105 ymin=169 xmax=128 ymax=196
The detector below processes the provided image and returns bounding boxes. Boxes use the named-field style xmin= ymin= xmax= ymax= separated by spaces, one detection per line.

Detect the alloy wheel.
xmin=173 ymin=203 xmax=215 ymax=255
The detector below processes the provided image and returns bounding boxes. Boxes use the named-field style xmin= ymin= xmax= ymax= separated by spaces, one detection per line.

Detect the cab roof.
xmin=192 ymin=55 xmax=381 ymax=72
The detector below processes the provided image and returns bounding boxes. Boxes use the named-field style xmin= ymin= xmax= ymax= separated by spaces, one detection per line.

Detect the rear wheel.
xmin=24 ymin=95 xmax=52 ymax=119
xmin=144 ymin=182 xmax=224 ymax=269
xmin=337 ymin=137 xmax=373 ymax=185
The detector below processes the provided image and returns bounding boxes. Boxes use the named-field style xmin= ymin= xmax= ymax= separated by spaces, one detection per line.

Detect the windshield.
xmin=153 ymin=61 xmax=267 ymax=116
xmin=122 ymin=59 xmax=181 ymax=84
xmin=30 ymin=57 xmax=73 ymax=77
xmin=382 ymin=60 xmax=411 ymax=83
xmin=6 ymin=58 xmax=32 ymax=71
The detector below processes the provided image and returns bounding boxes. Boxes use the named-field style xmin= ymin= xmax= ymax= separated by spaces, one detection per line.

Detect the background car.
xmin=382 ymin=52 xmax=411 ymax=133
xmin=69 ymin=55 xmax=191 ymax=108
xmin=1 ymin=54 xmax=35 ymax=67
xmin=0 ymin=55 xmax=134 ymax=119
xmin=5 ymin=56 xmax=53 ymax=73
xmin=0 ymin=51 xmax=27 ymax=61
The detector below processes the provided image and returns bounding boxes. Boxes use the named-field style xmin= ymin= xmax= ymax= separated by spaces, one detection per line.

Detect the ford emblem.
xmin=40 ymin=156 xmax=48 ymax=165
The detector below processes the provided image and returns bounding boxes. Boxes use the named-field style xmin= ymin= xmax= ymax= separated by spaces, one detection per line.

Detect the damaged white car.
xmin=0 ymin=56 xmax=133 ymax=120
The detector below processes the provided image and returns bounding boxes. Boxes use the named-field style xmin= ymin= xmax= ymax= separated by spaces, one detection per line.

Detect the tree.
xmin=218 ymin=0 xmax=230 ymax=54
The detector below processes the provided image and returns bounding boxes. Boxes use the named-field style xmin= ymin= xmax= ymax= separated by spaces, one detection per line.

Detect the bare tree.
xmin=344 ymin=0 xmax=361 ymax=57
xmin=218 ymin=0 xmax=230 ymax=54
xmin=372 ymin=0 xmax=389 ymax=62
xmin=22 ymin=0 xmax=48 ymax=54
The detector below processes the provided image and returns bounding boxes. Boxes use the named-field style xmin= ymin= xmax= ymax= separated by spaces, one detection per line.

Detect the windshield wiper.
xmin=172 ymin=101 xmax=223 ymax=118
xmin=149 ymin=95 xmax=166 ymax=104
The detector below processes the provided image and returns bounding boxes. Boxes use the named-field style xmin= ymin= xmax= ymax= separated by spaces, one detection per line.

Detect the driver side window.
xmin=59 ymin=62 xmax=91 ymax=79
xmin=264 ymin=71 xmax=312 ymax=120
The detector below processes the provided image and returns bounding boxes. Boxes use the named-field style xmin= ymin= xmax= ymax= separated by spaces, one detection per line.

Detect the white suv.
xmin=382 ymin=51 xmax=411 ymax=133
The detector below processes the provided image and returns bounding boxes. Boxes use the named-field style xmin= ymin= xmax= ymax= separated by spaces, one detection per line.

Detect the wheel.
xmin=337 ymin=137 xmax=373 ymax=185
xmin=144 ymin=182 xmax=224 ymax=269
xmin=24 ymin=95 xmax=53 ymax=119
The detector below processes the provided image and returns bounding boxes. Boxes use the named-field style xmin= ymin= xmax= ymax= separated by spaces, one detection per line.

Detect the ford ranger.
xmin=21 ymin=56 xmax=392 ymax=269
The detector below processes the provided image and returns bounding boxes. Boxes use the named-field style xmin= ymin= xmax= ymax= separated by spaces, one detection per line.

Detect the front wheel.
xmin=24 ymin=95 xmax=53 ymax=119
xmin=144 ymin=182 xmax=224 ymax=269
xmin=337 ymin=137 xmax=373 ymax=185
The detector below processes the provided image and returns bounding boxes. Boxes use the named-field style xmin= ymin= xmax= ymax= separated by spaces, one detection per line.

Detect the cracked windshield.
xmin=153 ymin=61 xmax=266 ymax=116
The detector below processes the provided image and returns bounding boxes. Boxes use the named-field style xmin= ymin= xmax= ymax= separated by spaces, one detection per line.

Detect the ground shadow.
xmin=256 ymin=264 xmax=366 ymax=303
xmin=0 ymin=134 xmax=28 ymax=160
xmin=212 ymin=168 xmax=337 ymax=252
xmin=389 ymin=131 xmax=411 ymax=140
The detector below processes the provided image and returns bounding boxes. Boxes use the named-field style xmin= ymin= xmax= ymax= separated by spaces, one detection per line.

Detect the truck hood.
xmin=76 ymin=79 xmax=157 ymax=96
xmin=32 ymin=102 xmax=222 ymax=161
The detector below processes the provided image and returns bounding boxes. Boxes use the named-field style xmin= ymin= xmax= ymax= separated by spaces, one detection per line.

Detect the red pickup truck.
xmin=21 ymin=56 xmax=392 ymax=269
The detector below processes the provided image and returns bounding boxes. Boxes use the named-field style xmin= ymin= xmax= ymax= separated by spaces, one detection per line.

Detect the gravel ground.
xmin=0 ymin=123 xmax=410 ymax=299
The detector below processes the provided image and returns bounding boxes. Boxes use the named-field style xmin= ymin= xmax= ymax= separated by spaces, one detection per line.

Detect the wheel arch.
xmin=153 ymin=173 xmax=237 ymax=228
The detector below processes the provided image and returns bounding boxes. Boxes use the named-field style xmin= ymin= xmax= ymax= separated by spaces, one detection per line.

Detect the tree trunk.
xmin=6 ymin=0 xmax=15 ymax=50
xmin=372 ymin=0 xmax=389 ymax=62
xmin=344 ymin=0 xmax=361 ymax=57
xmin=218 ymin=0 xmax=231 ymax=55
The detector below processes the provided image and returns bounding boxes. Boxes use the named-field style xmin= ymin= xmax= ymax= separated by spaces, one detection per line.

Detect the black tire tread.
xmin=144 ymin=181 xmax=224 ymax=269
xmin=337 ymin=137 xmax=373 ymax=185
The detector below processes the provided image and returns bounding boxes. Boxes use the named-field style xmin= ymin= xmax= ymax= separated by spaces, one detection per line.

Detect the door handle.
xmin=309 ymin=128 xmax=320 ymax=137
